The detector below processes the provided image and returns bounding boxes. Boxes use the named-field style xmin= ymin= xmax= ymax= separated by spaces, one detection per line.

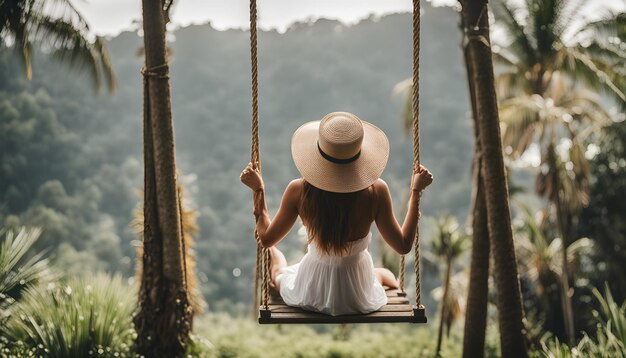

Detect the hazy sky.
xmin=74 ymin=0 xmax=625 ymax=36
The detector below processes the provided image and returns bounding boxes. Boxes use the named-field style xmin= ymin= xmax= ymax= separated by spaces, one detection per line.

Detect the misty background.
xmin=0 ymin=3 xmax=477 ymax=313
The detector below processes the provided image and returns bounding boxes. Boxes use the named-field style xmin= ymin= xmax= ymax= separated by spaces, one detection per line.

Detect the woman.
xmin=240 ymin=112 xmax=433 ymax=316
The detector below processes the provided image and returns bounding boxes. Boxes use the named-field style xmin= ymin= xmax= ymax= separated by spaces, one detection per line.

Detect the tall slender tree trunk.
xmin=461 ymin=10 xmax=491 ymax=358
xmin=435 ymin=259 xmax=453 ymax=357
xmin=460 ymin=1 xmax=527 ymax=357
xmin=547 ymin=145 xmax=576 ymax=346
xmin=557 ymin=199 xmax=575 ymax=346
xmin=134 ymin=1 xmax=192 ymax=356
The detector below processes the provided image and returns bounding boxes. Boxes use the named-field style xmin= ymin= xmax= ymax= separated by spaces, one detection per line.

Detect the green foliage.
xmin=430 ymin=215 xmax=470 ymax=263
xmin=1 ymin=273 xmax=136 ymax=358
xmin=589 ymin=284 xmax=626 ymax=355
xmin=187 ymin=313 xmax=497 ymax=358
xmin=529 ymin=284 xmax=626 ymax=357
xmin=577 ymin=120 xmax=626 ymax=300
xmin=0 ymin=0 xmax=116 ymax=92
xmin=0 ymin=227 xmax=53 ymax=321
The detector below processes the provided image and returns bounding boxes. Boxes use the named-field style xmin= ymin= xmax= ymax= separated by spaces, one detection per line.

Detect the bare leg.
xmin=268 ymin=246 xmax=288 ymax=291
xmin=374 ymin=268 xmax=399 ymax=289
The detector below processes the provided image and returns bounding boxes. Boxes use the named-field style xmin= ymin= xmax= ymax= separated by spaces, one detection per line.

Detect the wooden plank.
xmin=269 ymin=296 xmax=409 ymax=307
xmin=387 ymin=296 xmax=410 ymax=304
xmin=260 ymin=288 xmax=425 ymax=324
xmin=259 ymin=310 xmax=427 ymax=324
xmin=269 ymin=288 xmax=405 ymax=301
xmin=268 ymin=304 xmax=414 ymax=314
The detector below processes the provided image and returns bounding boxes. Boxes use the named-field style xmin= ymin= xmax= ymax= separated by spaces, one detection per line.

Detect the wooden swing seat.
xmin=259 ymin=288 xmax=427 ymax=324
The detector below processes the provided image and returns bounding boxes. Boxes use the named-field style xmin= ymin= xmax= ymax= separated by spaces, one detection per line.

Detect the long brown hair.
xmin=299 ymin=180 xmax=365 ymax=255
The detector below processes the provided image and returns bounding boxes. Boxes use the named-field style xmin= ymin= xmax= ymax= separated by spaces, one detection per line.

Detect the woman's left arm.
xmin=241 ymin=162 xmax=300 ymax=247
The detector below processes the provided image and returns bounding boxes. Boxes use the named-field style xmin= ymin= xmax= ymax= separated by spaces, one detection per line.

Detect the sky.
xmin=73 ymin=0 xmax=625 ymax=36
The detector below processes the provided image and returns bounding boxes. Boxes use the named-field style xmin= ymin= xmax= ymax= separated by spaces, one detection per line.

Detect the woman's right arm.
xmin=374 ymin=165 xmax=433 ymax=254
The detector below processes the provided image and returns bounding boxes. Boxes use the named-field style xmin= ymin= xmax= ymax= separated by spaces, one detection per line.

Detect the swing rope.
xmin=249 ymin=0 xmax=270 ymax=310
xmin=250 ymin=0 xmax=423 ymax=313
xmin=398 ymin=0 xmax=422 ymax=308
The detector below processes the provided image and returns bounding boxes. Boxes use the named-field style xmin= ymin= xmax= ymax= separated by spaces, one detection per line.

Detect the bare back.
xmin=258 ymin=178 xmax=416 ymax=255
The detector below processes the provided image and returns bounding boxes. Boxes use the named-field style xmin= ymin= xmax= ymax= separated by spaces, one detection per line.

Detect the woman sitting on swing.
xmin=240 ymin=111 xmax=433 ymax=316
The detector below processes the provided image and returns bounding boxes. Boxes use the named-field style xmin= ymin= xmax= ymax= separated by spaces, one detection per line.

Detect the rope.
xmin=141 ymin=64 xmax=169 ymax=79
xmin=412 ymin=0 xmax=422 ymax=308
xmin=253 ymin=242 xmax=261 ymax=310
xmin=248 ymin=0 xmax=270 ymax=310
xmin=250 ymin=0 xmax=260 ymax=164
xmin=399 ymin=0 xmax=422 ymax=306
xmin=399 ymin=255 xmax=406 ymax=293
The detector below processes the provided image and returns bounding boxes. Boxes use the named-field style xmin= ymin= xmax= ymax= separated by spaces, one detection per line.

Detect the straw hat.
xmin=291 ymin=112 xmax=389 ymax=193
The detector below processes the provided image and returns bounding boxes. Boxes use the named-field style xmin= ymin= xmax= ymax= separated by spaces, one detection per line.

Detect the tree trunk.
xmin=549 ymin=145 xmax=576 ymax=347
xmin=460 ymin=1 xmax=527 ymax=357
xmin=133 ymin=1 xmax=192 ymax=356
xmin=461 ymin=10 xmax=491 ymax=358
xmin=558 ymin=209 xmax=575 ymax=347
xmin=436 ymin=259 xmax=453 ymax=357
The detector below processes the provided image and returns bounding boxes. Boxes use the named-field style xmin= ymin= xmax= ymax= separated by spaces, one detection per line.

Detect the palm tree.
xmin=514 ymin=206 xmax=593 ymax=337
xmin=432 ymin=270 xmax=470 ymax=341
xmin=430 ymin=216 xmax=469 ymax=357
xmin=492 ymin=1 xmax=625 ymax=106
xmin=459 ymin=9 xmax=491 ymax=357
xmin=461 ymin=0 xmax=528 ymax=356
xmin=133 ymin=0 xmax=192 ymax=356
xmin=500 ymin=60 xmax=612 ymax=345
xmin=0 ymin=0 xmax=116 ymax=92
xmin=492 ymin=1 xmax=623 ymax=344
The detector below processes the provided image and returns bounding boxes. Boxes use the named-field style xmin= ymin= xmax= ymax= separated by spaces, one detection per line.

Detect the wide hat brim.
xmin=291 ymin=120 xmax=389 ymax=193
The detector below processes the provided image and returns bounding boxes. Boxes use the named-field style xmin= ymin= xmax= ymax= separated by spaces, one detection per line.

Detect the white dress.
xmin=276 ymin=232 xmax=388 ymax=316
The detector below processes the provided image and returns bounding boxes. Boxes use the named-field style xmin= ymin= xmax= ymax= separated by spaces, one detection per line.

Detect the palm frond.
xmin=431 ymin=216 xmax=469 ymax=261
xmin=31 ymin=0 xmax=89 ymax=30
xmin=496 ymin=70 xmax=533 ymax=99
xmin=93 ymin=36 xmax=117 ymax=93
xmin=582 ymin=11 xmax=626 ymax=41
xmin=500 ymin=95 xmax=543 ymax=155
xmin=556 ymin=0 xmax=592 ymax=41
xmin=0 ymin=0 xmax=117 ymax=92
xmin=492 ymin=48 xmax=520 ymax=68
xmin=492 ymin=0 xmax=538 ymax=67
xmin=558 ymin=47 xmax=626 ymax=104
xmin=582 ymin=40 xmax=626 ymax=69
xmin=528 ymin=0 xmax=562 ymax=55
xmin=30 ymin=15 xmax=113 ymax=93
xmin=0 ymin=227 xmax=54 ymax=312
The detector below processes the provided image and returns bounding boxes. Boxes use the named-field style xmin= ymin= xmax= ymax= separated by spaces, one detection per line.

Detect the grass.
xmin=1 ymin=273 xmax=136 ymax=358
xmin=187 ymin=313 xmax=501 ymax=358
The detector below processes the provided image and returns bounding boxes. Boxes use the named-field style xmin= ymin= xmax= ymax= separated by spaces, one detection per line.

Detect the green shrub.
xmin=0 ymin=227 xmax=54 ymax=319
xmin=1 ymin=273 xmax=136 ymax=357
xmin=530 ymin=284 xmax=626 ymax=358
xmin=188 ymin=313 xmax=476 ymax=358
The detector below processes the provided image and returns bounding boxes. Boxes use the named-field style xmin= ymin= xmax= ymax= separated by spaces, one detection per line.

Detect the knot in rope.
xmin=141 ymin=64 xmax=170 ymax=79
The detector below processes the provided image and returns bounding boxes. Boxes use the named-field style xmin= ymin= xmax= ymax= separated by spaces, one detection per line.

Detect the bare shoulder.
xmin=286 ymin=178 xmax=304 ymax=192
xmin=283 ymin=178 xmax=304 ymax=203
xmin=372 ymin=178 xmax=391 ymax=198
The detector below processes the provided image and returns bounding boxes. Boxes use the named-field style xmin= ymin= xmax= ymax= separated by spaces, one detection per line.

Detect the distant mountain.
xmin=0 ymin=2 xmax=471 ymax=312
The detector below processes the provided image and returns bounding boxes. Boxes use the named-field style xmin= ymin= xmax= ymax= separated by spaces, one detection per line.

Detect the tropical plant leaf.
xmin=0 ymin=0 xmax=117 ymax=92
